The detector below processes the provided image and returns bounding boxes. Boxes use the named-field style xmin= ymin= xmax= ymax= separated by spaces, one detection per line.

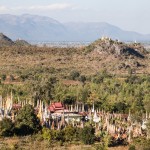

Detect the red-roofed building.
xmin=48 ymin=102 xmax=64 ymax=113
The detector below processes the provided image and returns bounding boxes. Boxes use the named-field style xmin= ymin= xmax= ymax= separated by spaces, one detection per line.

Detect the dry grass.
xmin=0 ymin=137 xmax=129 ymax=150
xmin=0 ymin=45 xmax=149 ymax=81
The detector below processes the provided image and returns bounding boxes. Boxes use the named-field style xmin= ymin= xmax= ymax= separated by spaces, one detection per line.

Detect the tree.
xmin=32 ymin=76 xmax=57 ymax=103
xmin=63 ymin=95 xmax=76 ymax=105
xmin=78 ymin=86 xmax=89 ymax=103
xmin=15 ymin=104 xmax=41 ymax=136
xmin=113 ymin=101 xmax=129 ymax=113
xmin=0 ymin=118 xmax=14 ymax=136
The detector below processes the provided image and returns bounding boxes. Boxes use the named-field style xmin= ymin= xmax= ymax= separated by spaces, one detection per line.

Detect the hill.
xmin=0 ymin=14 xmax=150 ymax=42
xmin=0 ymin=36 xmax=149 ymax=78
xmin=0 ymin=33 xmax=30 ymax=47
xmin=84 ymin=37 xmax=149 ymax=74
xmin=0 ymin=33 xmax=14 ymax=46
xmin=15 ymin=39 xmax=31 ymax=46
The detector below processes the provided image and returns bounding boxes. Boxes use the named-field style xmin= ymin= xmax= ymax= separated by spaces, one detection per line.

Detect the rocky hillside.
xmin=0 ymin=35 xmax=149 ymax=77
xmin=0 ymin=33 xmax=14 ymax=46
xmin=15 ymin=39 xmax=30 ymax=46
xmin=0 ymin=33 xmax=30 ymax=47
xmin=84 ymin=37 xmax=149 ymax=74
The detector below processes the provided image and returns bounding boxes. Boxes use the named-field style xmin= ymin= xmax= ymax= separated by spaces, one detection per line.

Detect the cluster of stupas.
xmin=0 ymin=93 xmax=149 ymax=141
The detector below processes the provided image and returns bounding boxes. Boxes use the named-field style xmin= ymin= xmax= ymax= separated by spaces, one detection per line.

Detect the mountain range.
xmin=0 ymin=14 xmax=150 ymax=42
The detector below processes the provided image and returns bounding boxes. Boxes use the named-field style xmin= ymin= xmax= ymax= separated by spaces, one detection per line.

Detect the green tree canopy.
xmin=15 ymin=104 xmax=41 ymax=136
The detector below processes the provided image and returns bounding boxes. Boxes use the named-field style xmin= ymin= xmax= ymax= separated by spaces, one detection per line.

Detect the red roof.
xmin=54 ymin=102 xmax=63 ymax=108
xmin=48 ymin=102 xmax=64 ymax=112
xmin=49 ymin=106 xmax=55 ymax=112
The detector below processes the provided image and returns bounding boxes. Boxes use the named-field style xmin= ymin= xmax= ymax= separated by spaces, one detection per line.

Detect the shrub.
xmin=69 ymin=70 xmax=80 ymax=80
xmin=55 ymin=130 xmax=65 ymax=142
xmin=64 ymin=125 xmax=76 ymax=142
xmin=10 ymin=75 xmax=15 ymax=81
xmin=128 ymin=145 xmax=136 ymax=150
xmin=42 ymin=128 xmax=52 ymax=142
xmin=79 ymin=75 xmax=86 ymax=83
xmin=1 ymin=74 xmax=6 ymax=81
xmin=80 ymin=125 xmax=95 ymax=144
xmin=0 ymin=118 xmax=14 ymax=137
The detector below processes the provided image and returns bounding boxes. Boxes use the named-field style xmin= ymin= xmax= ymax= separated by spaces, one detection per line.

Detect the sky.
xmin=0 ymin=0 xmax=149 ymax=34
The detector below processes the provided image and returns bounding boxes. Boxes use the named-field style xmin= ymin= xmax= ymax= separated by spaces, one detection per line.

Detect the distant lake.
xmin=29 ymin=41 xmax=150 ymax=50
xmin=29 ymin=41 xmax=92 ymax=48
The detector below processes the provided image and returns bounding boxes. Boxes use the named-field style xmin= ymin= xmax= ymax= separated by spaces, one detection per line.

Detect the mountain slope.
xmin=0 ymin=14 xmax=68 ymax=41
xmin=0 ymin=14 xmax=150 ymax=42
xmin=65 ymin=22 xmax=150 ymax=41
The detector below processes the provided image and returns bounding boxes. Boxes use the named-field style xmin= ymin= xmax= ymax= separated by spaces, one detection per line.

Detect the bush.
xmin=133 ymin=138 xmax=150 ymax=150
xmin=79 ymin=75 xmax=86 ymax=83
xmin=10 ymin=75 xmax=15 ymax=81
xmin=69 ymin=70 xmax=80 ymax=80
xmin=128 ymin=145 xmax=136 ymax=150
xmin=95 ymin=144 xmax=106 ymax=150
xmin=42 ymin=128 xmax=52 ymax=142
xmin=1 ymin=74 xmax=6 ymax=81
xmin=42 ymin=126 xmax=81 ymax=144
xmin=0 ymin=118 xmax=14 ymax=137
xmin=55 ymin=130 xmax=65 ymax=142
xmin=80 ymin=125 xmax=95 ymax=145
xmin=64 ymin=125 xmax=77 ymax=142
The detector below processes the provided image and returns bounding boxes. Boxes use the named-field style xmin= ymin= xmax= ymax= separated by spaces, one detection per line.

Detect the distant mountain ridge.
xmin=0 ymin=14 xmax=150 ymax=42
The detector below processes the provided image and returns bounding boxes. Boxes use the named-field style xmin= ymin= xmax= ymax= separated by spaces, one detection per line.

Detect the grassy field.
xmin=0 ymin=137 xmax=128 ymax=150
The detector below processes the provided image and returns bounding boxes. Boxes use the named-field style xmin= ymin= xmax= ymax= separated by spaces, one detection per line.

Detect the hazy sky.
xmin=0 ymin=0 xmax=149 ymax=34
